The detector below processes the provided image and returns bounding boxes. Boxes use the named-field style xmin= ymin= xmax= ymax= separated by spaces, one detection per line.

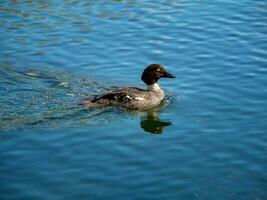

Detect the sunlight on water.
xmin=0 ymin=64 xmax=103 ymax=129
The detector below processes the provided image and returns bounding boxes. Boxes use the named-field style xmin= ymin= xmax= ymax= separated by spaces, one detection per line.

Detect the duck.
xmin=80 ymin=64 xmax=175 ymax=110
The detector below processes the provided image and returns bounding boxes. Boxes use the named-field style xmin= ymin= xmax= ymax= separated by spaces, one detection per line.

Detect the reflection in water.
xmin=128 ymin=102 xmax=173 ymax=134
xmin=140 ymin=111 xmax=171 ymax=134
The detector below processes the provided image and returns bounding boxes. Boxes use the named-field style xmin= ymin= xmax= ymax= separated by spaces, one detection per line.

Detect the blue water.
xmin=1 ymin=0 xmax=267 ymax=199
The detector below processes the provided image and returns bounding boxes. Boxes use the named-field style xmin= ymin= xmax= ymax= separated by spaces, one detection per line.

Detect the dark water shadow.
xmin=140 ymin=111 xmax=171 ymax=134
xmin=127 ymin=101 xmax=173 ymax=134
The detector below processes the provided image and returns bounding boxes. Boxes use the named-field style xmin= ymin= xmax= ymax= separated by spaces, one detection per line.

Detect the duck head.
xmin=141 ymin=64 xmax=176 ymax=85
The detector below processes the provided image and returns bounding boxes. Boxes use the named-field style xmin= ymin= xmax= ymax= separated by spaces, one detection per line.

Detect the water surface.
xmin=0 ymin=0 xmax=267 ymax=199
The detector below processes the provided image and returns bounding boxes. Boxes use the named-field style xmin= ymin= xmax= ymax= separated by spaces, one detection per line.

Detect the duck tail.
xmin=79 ymin=98 xmax=103 ymax=107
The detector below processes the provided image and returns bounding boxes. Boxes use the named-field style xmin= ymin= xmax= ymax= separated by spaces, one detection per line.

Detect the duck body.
xmin=86 ymin=83 xmax=164 ymax=110
xmin=81 ymin=64 xmax=175 ymax=110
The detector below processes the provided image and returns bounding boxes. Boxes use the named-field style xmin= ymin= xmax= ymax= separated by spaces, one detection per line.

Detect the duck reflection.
xmin=135 ymin=101 xmax=172 ymax=134
xmin=140 ymin=111 xmax=171 ymax=134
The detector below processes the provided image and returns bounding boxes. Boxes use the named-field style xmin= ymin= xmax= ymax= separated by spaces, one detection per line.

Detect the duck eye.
xmin=156 ymin=68 xmax=160 ymax=72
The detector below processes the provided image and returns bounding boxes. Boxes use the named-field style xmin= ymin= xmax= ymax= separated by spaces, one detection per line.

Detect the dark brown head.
xmin=141 ymin=64 xmax=175 ymax=85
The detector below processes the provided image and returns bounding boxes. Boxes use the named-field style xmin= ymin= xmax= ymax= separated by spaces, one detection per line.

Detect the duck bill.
xmin=162 ymin=71 xmax=176 ymax=78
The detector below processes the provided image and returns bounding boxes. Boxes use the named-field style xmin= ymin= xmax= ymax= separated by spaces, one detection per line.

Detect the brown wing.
xmin=92 ymin=87 xmax=145 ymax=103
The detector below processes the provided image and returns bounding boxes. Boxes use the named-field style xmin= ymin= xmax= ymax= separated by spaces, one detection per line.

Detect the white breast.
xmin=147 ymin=83 xmax=165 ymax=102
xmin=147 ymin=83 xmax=162 ymax=92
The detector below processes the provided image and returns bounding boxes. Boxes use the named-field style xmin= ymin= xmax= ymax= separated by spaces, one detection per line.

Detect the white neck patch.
xmin=147 ymin=83 xmax=162 ymax=92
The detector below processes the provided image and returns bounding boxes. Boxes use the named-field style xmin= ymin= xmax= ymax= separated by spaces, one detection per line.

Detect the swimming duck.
xmin=80 ymin=64 xmax=175 ymax=110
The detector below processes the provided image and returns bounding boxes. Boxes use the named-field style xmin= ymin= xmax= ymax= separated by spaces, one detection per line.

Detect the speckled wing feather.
xmin=91 ymin=87 xmax=146 ymax=105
